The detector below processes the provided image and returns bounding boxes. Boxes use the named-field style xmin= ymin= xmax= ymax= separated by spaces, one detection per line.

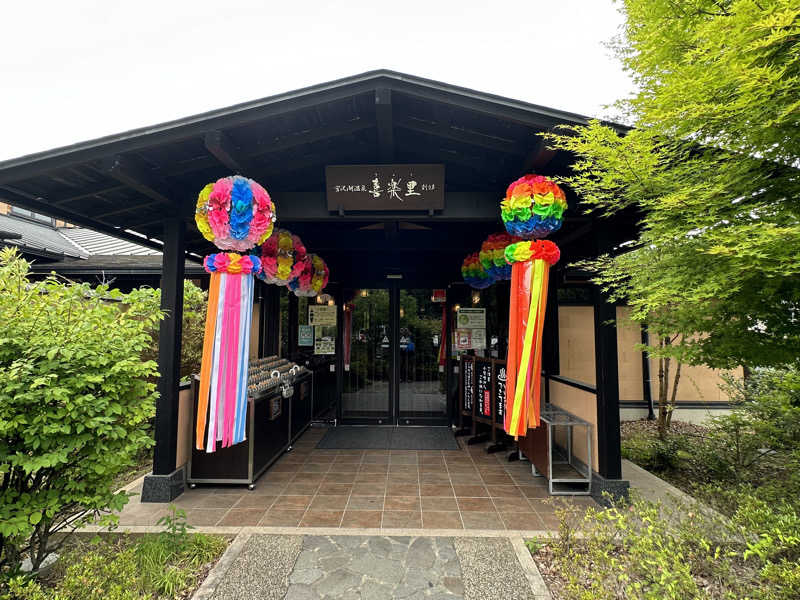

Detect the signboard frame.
xmin=326 ymin=164 xmax=445 ymax=212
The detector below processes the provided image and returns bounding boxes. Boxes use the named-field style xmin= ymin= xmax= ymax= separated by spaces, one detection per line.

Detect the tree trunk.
xmin=666 ymin=361 xmax=682 ymax=428
xmin=657 ymin=342 xmax=670 ymax=440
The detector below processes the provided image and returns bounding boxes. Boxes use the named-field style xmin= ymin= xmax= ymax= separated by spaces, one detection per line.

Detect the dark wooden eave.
xmin=0 ymin=70 xmax=633 ymax=285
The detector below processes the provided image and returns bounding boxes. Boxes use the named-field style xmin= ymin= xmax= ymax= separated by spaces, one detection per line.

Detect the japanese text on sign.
xmin=326 ymin=164 xmax=445 ymax=211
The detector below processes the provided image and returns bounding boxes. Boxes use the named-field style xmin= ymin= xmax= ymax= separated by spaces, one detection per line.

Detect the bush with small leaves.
xmin=0 ymin=248 xmax=162 ymax=575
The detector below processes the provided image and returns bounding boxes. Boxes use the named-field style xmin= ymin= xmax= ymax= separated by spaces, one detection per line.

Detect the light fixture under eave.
xmin=454 ymin=304 xmax=461 ymax=312
xmin=472 ymin=291 xmax=481 ymax=305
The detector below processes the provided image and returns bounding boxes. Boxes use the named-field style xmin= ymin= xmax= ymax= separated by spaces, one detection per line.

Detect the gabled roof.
xmin=0 ymin=70 xmax=626 ymax=260
xmin=0 ymin=213 xmax=87 ymax=259
xmin=59 ymin=225 xmax=160 ymax=256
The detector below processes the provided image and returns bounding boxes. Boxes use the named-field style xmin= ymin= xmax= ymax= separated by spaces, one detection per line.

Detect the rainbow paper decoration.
xmin=502 ymin=175 xmax=566 ymax=438
xmin=258 ymin=229 xmax=307 ymax=286
xmin=501 ymin=175 xmax=567 ymax=238
xmin=196 ymin=252 xmax=262 ymax=452
xmin=195 ymin=176 xmax=274 ymax=453
xmin=461 ymin=252 xmax=495 ymax=289
xmin=195 ymin=176 xmax=276 ymax=252
xmin=290 ymin=253 xmax=329 ymax=297
xmin=479 ymin=232 xmax=519 ymax=281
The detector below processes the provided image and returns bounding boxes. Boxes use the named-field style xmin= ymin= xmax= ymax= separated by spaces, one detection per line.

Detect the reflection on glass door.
xmin=341 ymin=289 xmax=392 ymax=422
xmin=397 ymin=289 xmax=448 ymax=424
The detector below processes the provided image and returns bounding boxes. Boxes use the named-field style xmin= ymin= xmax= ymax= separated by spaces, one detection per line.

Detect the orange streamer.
xmin=195 ymin=273 xmax=221 ymax=449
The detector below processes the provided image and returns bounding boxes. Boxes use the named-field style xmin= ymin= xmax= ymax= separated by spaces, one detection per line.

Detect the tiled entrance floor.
xmin=119 ymin=427 xmax=596 ymax=530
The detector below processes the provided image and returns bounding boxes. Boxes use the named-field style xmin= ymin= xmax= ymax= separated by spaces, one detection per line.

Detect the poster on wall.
xmin=309 ymin=305 xmax=337 ymax=326
xmin=470 ymin=328 xmax=487 ymax=349
xmin=298 ymin=325 xmax=314 ymax=347
xmin=454 ymin=329 xmax=472 ymax=350
xmin=456 ymin=308 xmax=485 ymax=329
xmin=314 ymin=327 xmax=335 ymax=355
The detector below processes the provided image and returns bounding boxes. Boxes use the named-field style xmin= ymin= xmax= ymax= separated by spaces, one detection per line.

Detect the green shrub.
xmin=544 ymin=488 xmax=800 ymax=600
xmin=0 ymin=248 xmax=162 ymax=574
xmin=126 ymin=281 xmax=207 ymax=381
xmin=2 ymin=531 xmax=226 ymax=600
xmin=621 ymin=432 xmax=685 ymax=472
xmin=682 ymin=369 xmax=800 ymax=508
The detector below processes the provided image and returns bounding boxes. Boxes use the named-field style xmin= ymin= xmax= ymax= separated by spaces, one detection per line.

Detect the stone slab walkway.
xmin=196 ymin=533 xmax=551 ymax=600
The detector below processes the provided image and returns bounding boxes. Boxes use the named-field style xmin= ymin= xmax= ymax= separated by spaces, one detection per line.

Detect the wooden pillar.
xmin=143 ymin=217 xmax=186 ymax=502
xmin=593 ymin=286 xmax=622 ymax=480
xmin=261 ymin=284 xmax=280 ymax=357
xmin=287 ymin=293 xmax=299 ymax=359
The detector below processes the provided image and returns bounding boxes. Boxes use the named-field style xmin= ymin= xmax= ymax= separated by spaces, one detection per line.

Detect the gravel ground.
xmin=620 ymin=419 xmax=708 ymax=440
xmin=211 ymin=534 xmax=302 ymax=600
xmin=454 ymin=537 xmax=536 ymax=600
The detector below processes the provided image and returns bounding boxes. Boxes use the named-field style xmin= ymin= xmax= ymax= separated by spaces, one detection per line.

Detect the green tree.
xmin=0 ymin=248 xmax=161 ymax=574
xmin=546 ymin=0 xmax=800 ymax=434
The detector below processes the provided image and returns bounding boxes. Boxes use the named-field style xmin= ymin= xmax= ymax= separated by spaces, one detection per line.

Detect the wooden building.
xmin=0 ymin=71 xmax=735 ymax=503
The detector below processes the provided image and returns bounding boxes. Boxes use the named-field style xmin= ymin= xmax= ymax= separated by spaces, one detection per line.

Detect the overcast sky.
xmin=0 ymin=1 xmax=634 ymax=162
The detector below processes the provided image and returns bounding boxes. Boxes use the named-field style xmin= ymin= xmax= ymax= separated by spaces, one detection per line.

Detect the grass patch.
xmin=3 ymin=508 xmax=229 ymax=600
xmin=528 ymin=495 xmax=800 ymax=600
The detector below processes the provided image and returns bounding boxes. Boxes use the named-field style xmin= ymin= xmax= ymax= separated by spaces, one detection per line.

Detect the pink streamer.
xmin=222 ymin=274 xmax=242 ymax=447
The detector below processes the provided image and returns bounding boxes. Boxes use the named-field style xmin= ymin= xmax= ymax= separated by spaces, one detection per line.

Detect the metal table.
xmin=527 ymin=406 xmax=593 ymax=495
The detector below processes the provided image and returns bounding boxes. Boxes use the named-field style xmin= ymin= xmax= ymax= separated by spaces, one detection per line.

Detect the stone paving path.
xmin=203 ymin=533 xmax=549 ymax=600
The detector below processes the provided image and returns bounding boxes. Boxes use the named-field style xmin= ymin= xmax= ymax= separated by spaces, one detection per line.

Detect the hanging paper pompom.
xmin=462 ymin=252 xmax=495 ymax=289
xmin=290 ymin=254 xmax=330 ymax=297
xmin=504 ymin=240 xmax=561 ymax=266
xmin=289 ymin=256 xmax=314 ymax=297
xmin=258 ymin=229 xmax=307 ymax=286
xmin=479 ymin=232 xmax=519 ymax=281
xmin=203 ymin=252 xmax=263 ymax=275
xmin=500 ymin=174 xmax=567 ymax=239
xmin=195 ymin=175 xmax=276 ymax=251
xmin=310 ymin=254 xmax=329 ymax=294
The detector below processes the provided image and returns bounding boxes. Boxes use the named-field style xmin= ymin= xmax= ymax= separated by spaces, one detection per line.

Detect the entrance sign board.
xmin=470 ymin=328 xmax=486 ymax=350
xmin=494 ymin=362 xmax=506 ymax=426
xmin=457 ymin=308 xmax=485 ymax=329
xmin=298 ymin=325 xmax=314 ymax=346
xmin=476 ymin=360 xmax=492 ymax=418
xmin=314 ymin=327 xmax=335 ymax=355
xmin=309 ymin=305 xmax=337 ymax=326
xmin=326 ymin=164 xmax=445 ymax=211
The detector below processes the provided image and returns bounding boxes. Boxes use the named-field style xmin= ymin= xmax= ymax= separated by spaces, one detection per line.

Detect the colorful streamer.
xmin=197 ymin=267 xmax=257 ymax=452
xmin=502 ymin=174 xmax=565 ymax=438
xmin=195 ymin=173 xmax=274 ymax=453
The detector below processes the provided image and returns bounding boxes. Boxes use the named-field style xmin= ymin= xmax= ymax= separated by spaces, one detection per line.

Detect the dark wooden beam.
xmin=49 ymin=182 xmax=127 ymax=206
xmin=396 ymin=115 xmax=526 ymax=155
xmin=166 ymin=119 xmax=376 ymax=178
xmin=520 ymin=136 xmax=557 ymax=174
xmin=204 ymin=130 xmax=250 ymax=174
xmin=95 ymin=199 xmax=162 ymax=220
xmin=375 ymin=88 xmax=394 ymax=162
xmin=103 ymin=155 xmax=180 ymax=207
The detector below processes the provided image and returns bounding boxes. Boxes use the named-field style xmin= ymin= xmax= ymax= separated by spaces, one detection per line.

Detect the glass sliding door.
xmin=341 ymin=289 xmax=392 ymax=423
xmin=397 ymin=289 xmax=448 ymax=424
